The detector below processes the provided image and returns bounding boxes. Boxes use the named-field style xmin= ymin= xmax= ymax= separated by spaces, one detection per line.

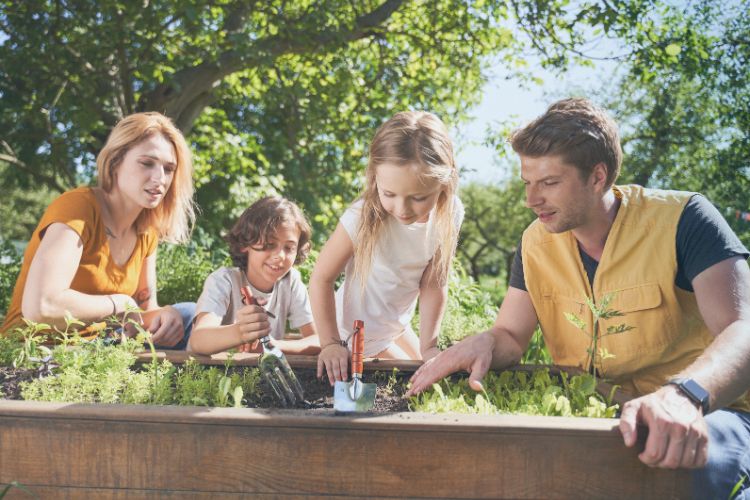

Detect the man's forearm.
xmin=676 ymin=319 xmax=750 ymax=411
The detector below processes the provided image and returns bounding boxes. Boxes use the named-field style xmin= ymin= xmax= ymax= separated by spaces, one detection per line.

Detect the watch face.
xmin=682 ymin=379 xmax=710 ymax=402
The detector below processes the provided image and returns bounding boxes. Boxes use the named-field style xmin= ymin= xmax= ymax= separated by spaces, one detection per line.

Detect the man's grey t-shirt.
xmin=510 ymin=194 xmax=749 ymax=291
xmin=195 ymin=266 xmax=313 ymax=340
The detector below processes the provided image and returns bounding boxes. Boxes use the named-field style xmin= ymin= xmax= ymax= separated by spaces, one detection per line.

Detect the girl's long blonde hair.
xmin=354 ymin=111 xmax=459 ymax=288
xmin=97 ymin=112 xmax=196 ymax=243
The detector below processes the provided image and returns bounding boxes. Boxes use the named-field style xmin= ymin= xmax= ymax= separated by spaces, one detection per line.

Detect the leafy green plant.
xmin=172 ymin=357 xmax=260 ymax=408
xmin=564 ymin=294 xmax=634 ymax=383
xmin=156 ymin=228 xmax=231 ymax=305
xmin=522 ymin=328 xmax=552 ymax=365
xmin=0 ymin=239 xmax=23 ymax=323
xmin=729 ymin=475 xmax=747 ymax=500
xmin=4 ymin=316 xmax=263 ymax=408
xmin=372 ymin=368 xmax=402 ymax=397
xmin=409 ymin=368 xmax=618 ymax=418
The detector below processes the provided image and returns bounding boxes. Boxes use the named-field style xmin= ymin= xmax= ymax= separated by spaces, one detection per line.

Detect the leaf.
xmin=232 ymin=386 xmax=244 ymax=408
xmin=665 ymin=44 xmax=681 ymax=56
xmin=219 ymin=376 xmax=231 ymax=397
xmin=564 ymin=312 xmax=587 ymax=332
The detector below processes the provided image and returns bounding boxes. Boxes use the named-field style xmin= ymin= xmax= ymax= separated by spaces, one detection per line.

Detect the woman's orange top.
xmin=2 ymin=187 xmax=157 ymax=332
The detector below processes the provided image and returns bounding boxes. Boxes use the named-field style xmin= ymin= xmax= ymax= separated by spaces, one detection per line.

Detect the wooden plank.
xmin=0 ymin=485 xmax=387 ymax=499
xmin=0 ymin=400 xmax=690 ymax=499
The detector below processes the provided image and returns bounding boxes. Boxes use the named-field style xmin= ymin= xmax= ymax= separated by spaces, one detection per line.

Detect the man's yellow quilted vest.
xmin=521 ymin=184 xmax=750 ymax=411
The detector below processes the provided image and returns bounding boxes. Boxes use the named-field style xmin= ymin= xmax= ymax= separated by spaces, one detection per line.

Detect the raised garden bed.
xmin=0 ymin=352 xmax=691 ymax=499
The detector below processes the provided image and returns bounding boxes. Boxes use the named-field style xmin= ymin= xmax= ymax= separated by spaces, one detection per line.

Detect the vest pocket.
xmin=540 ymin=293 xmax=592 ymax=367
xmin=598 ymin=283 xmax=677 ymax=376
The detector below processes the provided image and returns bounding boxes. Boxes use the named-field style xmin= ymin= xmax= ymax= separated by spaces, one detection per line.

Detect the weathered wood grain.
xmin=0 ymin=398 xmax=690 ymax=499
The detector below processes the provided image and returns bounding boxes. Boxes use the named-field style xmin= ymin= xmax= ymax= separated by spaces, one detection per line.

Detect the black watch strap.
xmin=666 ymin=378 xmax=710 ymax=414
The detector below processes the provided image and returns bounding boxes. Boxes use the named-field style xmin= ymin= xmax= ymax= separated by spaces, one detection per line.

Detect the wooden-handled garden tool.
xmin=334 ymin=320 xmax=376 ymax=413
xmin=240 ymin=286 xmax=305 ymax=407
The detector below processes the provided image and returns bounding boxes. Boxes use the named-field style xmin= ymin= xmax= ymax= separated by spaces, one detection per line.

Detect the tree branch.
xmin=138 ymin=0 xmax=404 ymax=132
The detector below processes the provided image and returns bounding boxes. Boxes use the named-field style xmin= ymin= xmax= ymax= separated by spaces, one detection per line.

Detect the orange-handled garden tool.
xmin=240 ymin=286 xmax=304 ymax=407
xmin=333 ymin=320 xmax=376 ymax=413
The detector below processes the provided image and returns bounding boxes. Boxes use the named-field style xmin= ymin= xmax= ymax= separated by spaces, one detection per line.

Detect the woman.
xmin=2 ymin=112 xmax=197 ymax=347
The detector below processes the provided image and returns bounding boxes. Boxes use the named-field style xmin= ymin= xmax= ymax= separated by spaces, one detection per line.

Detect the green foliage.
xmin=457 ymin=180 xmax=534 ymax=283
xmin=1 ymin=319 xmax=263 ymax=407
xmin=409 ymin=368 xmax=618 ymax=418
xmin=0 ymin=320 xmax=53 ymax=369
xmin=0 ymin=0 xmax=696 ymax=244
xmin=173 ymin=357 xmax=260 ymax=408
xmin=564 ymin=293 xmax=634 ymax=380
xmin=592 ymin=1 xmax=750 ymax=244
xmin=156 ymin=228 xmax=231 ymax=304
xmin=431 ymin=260 xmax=498 ymax=350
xmin=412 ymin=258 xmax=550 ymax=361
xmin=0 ymin=240 xmax=23 ymax=322
xmin=522 ymin=328 xmax=553 ymax=365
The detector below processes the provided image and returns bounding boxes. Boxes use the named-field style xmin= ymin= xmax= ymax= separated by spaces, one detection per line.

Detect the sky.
xmin=454 ymin=49 xmax=620 ymax=185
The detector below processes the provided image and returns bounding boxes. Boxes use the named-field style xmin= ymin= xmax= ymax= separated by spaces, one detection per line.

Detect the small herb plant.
xmin=409 ymin=368 xmax=619 ymax=418
xmin=1 ymin=318 xmax=262 ymax=408
xmin=564 ymin=293 xmax=634 ymax=383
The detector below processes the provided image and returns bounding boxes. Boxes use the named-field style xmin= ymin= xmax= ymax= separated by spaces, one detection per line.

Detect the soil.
xmin=244 ymin=367 xmax=412 ymax=413
xmin=0 ymin=366 xmax=37 ymax=400
xmin=0 ymin=364 xmax=413 ymax=414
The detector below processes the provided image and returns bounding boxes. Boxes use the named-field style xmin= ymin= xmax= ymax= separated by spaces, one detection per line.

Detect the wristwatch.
xmin=666 ymin=378 xmax=710 ymax=414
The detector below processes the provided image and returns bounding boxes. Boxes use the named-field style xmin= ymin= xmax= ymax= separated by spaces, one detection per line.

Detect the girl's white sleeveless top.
xmin=334 ymin=197 xmax=463 ymax=356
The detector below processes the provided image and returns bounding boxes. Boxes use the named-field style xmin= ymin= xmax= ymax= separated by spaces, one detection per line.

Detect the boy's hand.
xmin=237 ymin=339 xmax=262 ymax=353
xmin=317 ymin=342 xmax=349 ymax=385
xmin=236 ymin=299 xmax=271 ymax=344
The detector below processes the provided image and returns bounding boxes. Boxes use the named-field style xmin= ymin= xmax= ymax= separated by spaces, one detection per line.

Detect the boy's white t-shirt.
xmin=195 ymin=266 xmax=313 ymax=340
xmin=335 ymin=197 xmax=464 ymax=356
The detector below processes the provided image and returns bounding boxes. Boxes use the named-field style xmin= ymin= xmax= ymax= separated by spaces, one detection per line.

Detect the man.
xmin=407 ymin=98 xmax=750 ymax=498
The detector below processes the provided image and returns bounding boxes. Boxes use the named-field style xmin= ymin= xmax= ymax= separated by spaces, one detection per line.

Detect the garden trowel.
xmin=334 ymin=320 xmax=376 ymax=413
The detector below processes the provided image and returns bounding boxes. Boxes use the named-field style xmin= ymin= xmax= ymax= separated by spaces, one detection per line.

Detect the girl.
xmin=2 ymin=112 xmax=196 ymax=348
xmin=188 ymin=196 xmax=319 ymax=355
xmin=311 ymin=111 xmax=463 ymax=385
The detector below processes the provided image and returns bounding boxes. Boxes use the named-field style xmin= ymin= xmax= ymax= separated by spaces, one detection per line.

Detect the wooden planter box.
xmin=0 ymin=354 xmax=690 ymax=499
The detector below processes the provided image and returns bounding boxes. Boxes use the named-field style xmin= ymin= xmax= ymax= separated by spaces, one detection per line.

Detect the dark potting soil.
xmin=0 ymin=364 xmax=413 ymax=414
xmin=0 ymin=366 xmax=36 ymax=400
xmin=244 ymin=367 xmax=412 ymax=413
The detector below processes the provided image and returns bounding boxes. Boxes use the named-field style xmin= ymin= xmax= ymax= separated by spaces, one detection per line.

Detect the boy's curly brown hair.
xmin=225 ymin=196 xmax=312 ymax=272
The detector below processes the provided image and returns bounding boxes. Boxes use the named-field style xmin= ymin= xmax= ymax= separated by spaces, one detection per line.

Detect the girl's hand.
xmin=236 ymin=303 xmax=270 ymax=344
xmin=317 ymin=342 xmax=349 ymax=386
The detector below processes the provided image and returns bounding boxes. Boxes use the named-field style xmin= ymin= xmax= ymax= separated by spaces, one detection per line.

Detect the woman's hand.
xmin=146 ymin=306 xmax=185 ymax=347
xmin=317 ymin=342 xmax=349 ymax=385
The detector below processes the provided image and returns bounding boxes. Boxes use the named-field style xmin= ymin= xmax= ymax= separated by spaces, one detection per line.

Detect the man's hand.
xmin=147 ymin=306 xmax=185 ymax=348
xmin=406 ymin=331 xmax=495 ymax=397
xmin=619 ymin=385 xmax=709 ymax=469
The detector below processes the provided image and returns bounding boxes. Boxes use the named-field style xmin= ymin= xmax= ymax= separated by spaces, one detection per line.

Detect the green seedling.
xmin=564 ymin=293 xmax=634 ymax=384
xmin=409 ymin=368 xmax=618 ymax=418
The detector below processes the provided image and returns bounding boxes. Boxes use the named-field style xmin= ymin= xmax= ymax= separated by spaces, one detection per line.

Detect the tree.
xmin=1 ymin=0 xmax=704 ymax=239
xmin=598 ymin=0 xmax=750 ymax=243
xmin=458 ymin=180 xmax=534 ymax=282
